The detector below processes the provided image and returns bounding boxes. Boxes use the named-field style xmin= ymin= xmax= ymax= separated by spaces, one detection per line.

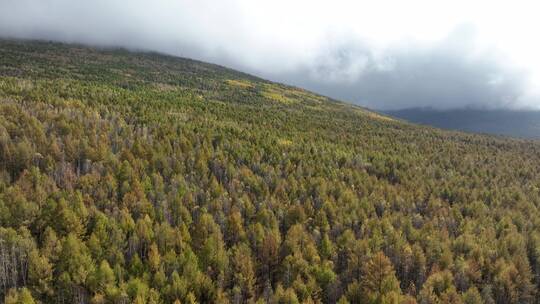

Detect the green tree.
xmin=57 ymin=233 xmax=95 ymax=301
xmin=27 ymin=249 xmax=53 ymax=296
xmin=4 ymin=288 xmax=36 ymax=304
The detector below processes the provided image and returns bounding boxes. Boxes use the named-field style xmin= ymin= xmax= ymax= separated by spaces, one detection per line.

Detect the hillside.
xmin=385 ymin=108 xmax=540 ymax=139
xmin=1 ymin=39 xmax=540 ymax=304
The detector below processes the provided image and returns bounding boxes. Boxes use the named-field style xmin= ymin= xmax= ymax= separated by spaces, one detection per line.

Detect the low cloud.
xmin=276 ymin=28 xmax=532 ymax=110
xmin=0 ymin=0 xmax=538 ymax=110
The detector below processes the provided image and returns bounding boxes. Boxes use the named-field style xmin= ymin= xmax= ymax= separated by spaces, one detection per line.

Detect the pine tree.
xmin=361 ymin=251 xmax=402 ymax=304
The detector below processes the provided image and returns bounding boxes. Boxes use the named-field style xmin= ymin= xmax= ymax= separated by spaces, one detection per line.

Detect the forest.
xmin=1 ymin=39 xmax=540 ymax=303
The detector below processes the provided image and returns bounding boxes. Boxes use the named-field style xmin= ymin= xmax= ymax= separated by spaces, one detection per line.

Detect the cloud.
xmin=277 ymin=27 xmax=532 ymax=110
xmin=0 ymin=0 xmax=539 ymax=110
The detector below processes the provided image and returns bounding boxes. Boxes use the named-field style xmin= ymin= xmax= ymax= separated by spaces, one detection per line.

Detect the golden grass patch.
xmin=226 ymin=79 xmax=254 ymax=88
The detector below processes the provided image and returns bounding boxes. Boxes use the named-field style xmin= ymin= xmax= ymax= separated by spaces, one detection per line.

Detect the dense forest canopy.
xmin=1 ymin=39 xmax=540 ymax=304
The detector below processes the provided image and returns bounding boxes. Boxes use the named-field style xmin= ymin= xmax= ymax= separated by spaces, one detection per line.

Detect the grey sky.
xmin=1 ymin=0 xmax=539 ymax=110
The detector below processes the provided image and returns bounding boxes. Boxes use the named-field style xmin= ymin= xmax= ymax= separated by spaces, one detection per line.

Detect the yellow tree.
xmin=361 ymin=251 xmax=402 ymax=304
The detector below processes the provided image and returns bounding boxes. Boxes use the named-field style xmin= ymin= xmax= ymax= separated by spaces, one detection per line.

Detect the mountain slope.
xmin=386 ymin=108 xmax=540 ymax=139
xmin=1 ymin=39 xmax=540 ymax=303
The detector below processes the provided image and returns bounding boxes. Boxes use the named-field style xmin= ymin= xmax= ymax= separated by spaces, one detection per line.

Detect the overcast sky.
xmin=1 ymin=0 xmax=540 ymax=110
